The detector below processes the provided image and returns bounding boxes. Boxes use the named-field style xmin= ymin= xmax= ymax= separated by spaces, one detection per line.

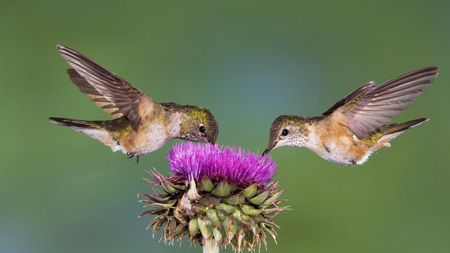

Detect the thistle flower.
xmin=139 ymin=143 xmax=288 ymax=252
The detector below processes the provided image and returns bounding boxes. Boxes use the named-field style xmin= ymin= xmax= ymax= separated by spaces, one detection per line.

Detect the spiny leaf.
xmin=197 ymin=215 xmax=212 ymax=240
xmin=159 ymin=176 xmax=181 ymax=194
xmin=248 ymin=190 xmax=270 ymax=205
xmin=145 ymin=199 xmax=177 ymax=209
xmin=241 ymin=205 xmax=263 ymax=216
xmin=200 ymin=178 xmax=214 ymax=192
xmin=189 ymin=219 xmax=199 ymax=236
xmin=143 ymin=178 xmax=169 ymax=198
xmin=206 ymin=208 xmax=221 ymax=227
xmin=261 ymin=224 xmax=277 ymax=244
xmin=187 ymin=177 xmax=201 ymax=201
xmin=216 ymin=203 xmax=236 ymax=213
xmin=225 ymin=192 xmax=245 ymax=205
xmin=261 ymin=189 xmax=286 ymax=207
xmin=211 ymin=181 xmax=233 ymax=197
xmin=223 ymin=216 xmax=237 ymax=242
xmin=139 ymin=208 xmax=168 ymax=217
xmin=213 ymin=227 xmax=223 ymax=242
xmin=146 ymin=215 xmax=164 ymax=230
xmin=153 ymin=216 xmax=167 ymax=237
xmin=243 ymin=184 xmax=258 ymax=198
xmin=138 ymin=193 xmax=171 ymax=203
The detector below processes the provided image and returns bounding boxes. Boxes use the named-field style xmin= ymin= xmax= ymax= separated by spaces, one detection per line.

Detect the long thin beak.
xmin=262 ymin=141 xmax=277 ymax=156
xmin=208 ymin=136 xmax=216 ymax=145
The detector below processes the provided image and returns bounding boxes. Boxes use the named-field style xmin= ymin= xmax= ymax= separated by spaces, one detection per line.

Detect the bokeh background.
xmin=1 ymin=1 xmax=449 ymax=252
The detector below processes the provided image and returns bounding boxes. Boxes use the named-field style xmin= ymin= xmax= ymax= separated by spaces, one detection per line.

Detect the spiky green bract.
xmin=139 ymin=143 xmax=288 ymax=252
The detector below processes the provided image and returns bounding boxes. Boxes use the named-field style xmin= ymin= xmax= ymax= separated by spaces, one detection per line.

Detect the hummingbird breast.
xmin=306 ymin=114 xmax=372 ymax=166
xmin=120 ymin=123 xmax=169 ymax=156
xmin=119 ymin=107 xmax=184 ymax=156
xmin=121 ymin=109 xmax=179 ymax=156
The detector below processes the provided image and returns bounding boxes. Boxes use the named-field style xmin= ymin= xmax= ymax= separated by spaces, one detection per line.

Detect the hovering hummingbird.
xmin=49 ymin=45 xmax=219 ymax=163
xmin=262 ymin=66 xmax=439 ymax=166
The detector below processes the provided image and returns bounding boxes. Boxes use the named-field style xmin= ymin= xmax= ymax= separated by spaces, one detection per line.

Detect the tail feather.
xmin=385 ymin=118 xmax=429 ymax=134
xmin=48 ymin=117 xmax=95 ymax=128
xmin=48 ymin=117 xmax=121 ymax=152
xmin=368 ymin=118 xmax=429 ymax=151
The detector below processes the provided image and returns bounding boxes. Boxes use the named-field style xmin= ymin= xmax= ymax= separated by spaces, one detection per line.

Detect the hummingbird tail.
xmin=48 ymin=117 xmax=95 ymax=128
xmin=369 ymin=118 xmax=429 ymax=151
xmin=385 ymin=118 xmax=429 ymax=135
xmin=48 ymin=117 xmax=122 ymax=152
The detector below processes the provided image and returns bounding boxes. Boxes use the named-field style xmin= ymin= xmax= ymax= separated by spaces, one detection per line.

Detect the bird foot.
xmin=126 ymin=152 xmax=140 ymax=164
xmin=135 ymin=155 xmax=140 ymax=164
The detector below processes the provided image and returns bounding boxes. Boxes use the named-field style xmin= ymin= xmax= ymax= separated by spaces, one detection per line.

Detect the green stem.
xmin=203 ymin=239 xmax=219 ymax=253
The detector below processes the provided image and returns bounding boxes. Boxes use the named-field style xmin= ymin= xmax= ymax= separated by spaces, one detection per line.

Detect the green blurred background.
xmin=1 ymin=1 xmax=449 ymax=252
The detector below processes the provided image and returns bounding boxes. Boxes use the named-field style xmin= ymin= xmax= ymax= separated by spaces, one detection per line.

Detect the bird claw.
xmin=127 ymin=152 xmax=140 ymax=164
xmin=135 ymin=155 xmax=140 ymax=164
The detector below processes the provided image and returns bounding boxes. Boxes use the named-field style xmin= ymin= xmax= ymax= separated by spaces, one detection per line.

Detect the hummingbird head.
xmin=262 ymin=115 xmax=309 ymax=156
xmin=180 ymin=107 xmax=219 ymax=144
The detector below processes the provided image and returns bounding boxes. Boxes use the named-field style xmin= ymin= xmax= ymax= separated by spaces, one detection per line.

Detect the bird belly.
xmin=309 ymin=121 xmax=371 ymax=166
xmin=120 ymin=123 xmax=168 ymax=156
xmin=71 ymin=127 xmax=121 ymax=152
xmin=313 ymin=138 xmax=371 ymax=166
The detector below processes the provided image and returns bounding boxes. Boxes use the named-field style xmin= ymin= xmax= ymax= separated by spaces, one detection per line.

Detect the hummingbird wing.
xmin=66 ymin=69 xmax=124 ymax=118
xmin=322 ymin=81 xmax=376 ymax=116
xmin=335 ymin=66 xmax=439 ymax=139
xmin=57 ymin=44 xmax=153 ymax=131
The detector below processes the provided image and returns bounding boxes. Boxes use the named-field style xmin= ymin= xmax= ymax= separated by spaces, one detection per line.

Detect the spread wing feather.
xmin=322 ymin=81 xmax=376 ymax=116
xmin=326 ymin=66 xmax=438 ymax=139
xmin=66 ymin=69 xmax=124 ymax=118
xmin=57 ymin=44 xmax=153 ymax=131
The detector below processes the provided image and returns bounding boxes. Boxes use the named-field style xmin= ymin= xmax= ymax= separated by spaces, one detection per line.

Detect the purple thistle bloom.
xmin=167 ymin=142 xmax=277 ymax=187
xmin=140 ymin=142 xmax=287 ymax=252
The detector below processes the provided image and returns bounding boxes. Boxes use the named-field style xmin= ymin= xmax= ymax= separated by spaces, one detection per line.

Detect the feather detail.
xmin=335 ymin=66 xmax=438 ymax=139
xmin=57 ymin=44 xmax=154 ymax=131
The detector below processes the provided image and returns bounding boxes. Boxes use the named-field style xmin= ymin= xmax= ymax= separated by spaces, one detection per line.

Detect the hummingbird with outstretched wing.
xmin=263 ymin=66 xmax=438 ymax=166
xmin=49 ymin=45 xmax=219 ymax=163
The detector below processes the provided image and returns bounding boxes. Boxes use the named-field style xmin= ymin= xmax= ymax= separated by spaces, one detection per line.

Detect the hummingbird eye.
xmin=281 ymin=129 xmax=289 ymax=136
xmin=199 ymin=125 xmax=206 ymax=133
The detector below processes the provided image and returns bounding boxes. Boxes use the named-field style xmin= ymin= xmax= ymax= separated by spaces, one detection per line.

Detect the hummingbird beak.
xmin=207 ymin=136 xmax=216 ymax=145
xmin=262 ymin=141 xmax=277 ymax=156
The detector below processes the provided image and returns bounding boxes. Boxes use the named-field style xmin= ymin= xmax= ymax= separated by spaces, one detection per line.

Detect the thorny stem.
xmin=203 ymin=239 xmax=219 ymax=253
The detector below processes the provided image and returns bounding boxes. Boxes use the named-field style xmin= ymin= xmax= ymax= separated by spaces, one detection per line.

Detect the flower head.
xmin=168 ymin=143 xmax=277 ymax=187
xmin=139 ymin=143 xmax=288 ymax=252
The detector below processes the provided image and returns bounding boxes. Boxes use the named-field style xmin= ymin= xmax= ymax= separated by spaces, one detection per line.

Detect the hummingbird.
xmin=49 ymin=45 xmax=219 ymax=163
xmin=262 ymin=66 xmax=439 ymax=166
